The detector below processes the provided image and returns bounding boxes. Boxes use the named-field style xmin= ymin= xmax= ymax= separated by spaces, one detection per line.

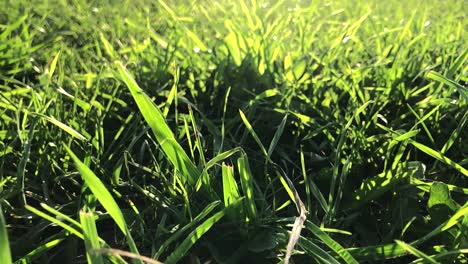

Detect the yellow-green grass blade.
xmin=239 ymin=109 xmax=270 ymax=161
xmin=348 ymin=242 xmax=409 ymax=261
xmin=204 ymin=147 xmax=241 ymax=171
xmin=305 ymin=221 xmax=358 ymax=264
xmin=0 ymin=203 xmax=12 ymax=264
xmin=442 ymin=201 xmax=468 ymax=231
xmin=40 ymin=203 xmax=81 ymax=229
xmin=47 ymin=50 xmax=60 ymax=87
xmin=164 ymin=205 xmax=229 ymax=264
xmin=116 ymin=62 xmax=200 ymax=186
xmin=222 ymin=163 xmax=242 ymax=220
xmin=395 ymin=240 xmax=439 ymax=264
xmin=410 ymin=140 xmax=468 ymax=177
xmin=16 ymin=237 xmax=66 ymax=264
xmin=34 ymin=113 xmax=87 ymax=141
xmin=237 ymin=153 xmax=257 ymax=221
xmin=426 ymin=71 xmax=468 ymax=103
xmin=26 ymin=205 xmax=84 ymax=239
xmin=80 ymin=209 xmax=105 ymax=264
xmin=64 ymin=146 xmax=143 ymax=264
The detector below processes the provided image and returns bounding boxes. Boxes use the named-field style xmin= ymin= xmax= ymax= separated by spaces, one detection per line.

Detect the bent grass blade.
xmin=116 ymin=62 xmax=200 ymax=186
xmin=64 ymin=146 xmax=143 ymax=264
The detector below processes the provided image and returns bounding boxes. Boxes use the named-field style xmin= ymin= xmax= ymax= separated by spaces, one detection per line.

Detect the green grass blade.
xmin=442 ymin=201 xmax=468 ymax=231
xmin=0 ymin=203 xmax=12 ymax=264
xmin=441 ymin=111 xmax=468 ymax=154
xmin=15 ymin=237 xmax=66 ymax=264
xmin=80 ymin=210 xmax=105 ymax=264
xmin=305 ymin=220 xmax=358 ymax=264
xmin=64 ymin=146 xmax=143 ymax=264
xmin=154 ymin=201 xmax=221 ymax=259
xmin=204 ymin=147 xmax=241 ymax=171
xmin=116 ymin=62 xmax=200 ymax=185
xmin=47 ymin=51 xmax=60 ymax=86
xmin=26 ymin=205 xmax=84 ymax=239
xmin=222 ymin=163 xmax=242 ymax=220
xmin=298 ymin=236 xmax=341 ymax=264
xmin=239 ymin=109 xmax=270 ymax=161
xmin=426 ymin=71 xmax=468 ymax=103
xmin=65 ymin=146 xmax=126 ymax=233
xmin=34 ymin=113 xmax=87 ymax=141
xmin=164 ymin=205 xmax=229 ymax=264
xmin=267 ymin=114 xmax=287 ymax=157
xmin=237 ymin=153 xmax=257 ymax=221
xmin=395 ymin=240 xmax=440 ymax=264
xmin=410 ymin=140 xmax=468 ymax=177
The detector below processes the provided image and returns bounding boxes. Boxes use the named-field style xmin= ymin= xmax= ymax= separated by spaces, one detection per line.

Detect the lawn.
xmin=0 ymin=0 xmax=467 ymax=263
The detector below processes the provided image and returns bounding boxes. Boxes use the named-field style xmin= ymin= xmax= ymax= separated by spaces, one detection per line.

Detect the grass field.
xmin=1 ymin=0 xmax=467 ymax=263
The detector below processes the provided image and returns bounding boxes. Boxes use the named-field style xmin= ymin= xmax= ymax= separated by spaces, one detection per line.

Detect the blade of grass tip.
xmin=305 ymin=220 xmax=358 ymax=264
xmin=204 ymin=147 xmax=242 ymax=172
xmin=188 ymin=105 xmax=206 ymax=167
xmin=409 ymin=140 xmax=468 ymax=177
xmin=80 ymin=209 xmax=104 ymax=264
xmin=47 ymin=51 xmax=60 ymax=87
xmin=219 ymin=86 xmax=231 ymax=154
xmin=164 ymin=203 xmax=231 ymax=264
xmin=395 ymin=240 xmax=440 ymax=264
xmin=0 ymin=203 xmax=12 ymax=264
xmin=238 ymin=109 xmax=270 ymax=161
xmin=163 ymin=64 xmax=179 ymax=119
xmin=64 ymin=146 xmax=143 ymax=264
xmin=116 ymin=62 xmax=200 ymax=186
xmin=267 ymin=114 xmax=287 ymax=157
xmin=34 ymin=113 xmax=87 ymax=141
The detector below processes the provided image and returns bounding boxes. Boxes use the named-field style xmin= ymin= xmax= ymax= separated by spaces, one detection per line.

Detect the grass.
xmin=0 ymin=0 xmax=467 ymax=263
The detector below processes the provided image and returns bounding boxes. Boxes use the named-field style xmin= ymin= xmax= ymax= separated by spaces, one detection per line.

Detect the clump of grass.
xmin=0 ymin=0 xmax=467 ymax=263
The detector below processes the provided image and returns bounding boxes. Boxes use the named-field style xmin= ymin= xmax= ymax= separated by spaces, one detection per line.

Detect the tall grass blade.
xmin=0 ymin=203 xmax=12 ymax=264
xmin=64 ymin=146 xmax=143 ymax=264
xmin=237 ymin=153 xmax=257 ymax=221
xmin=80 ymin=210 xmax=105 ymax=264
xmin=116 ymin=62 xmax=200 ymax=185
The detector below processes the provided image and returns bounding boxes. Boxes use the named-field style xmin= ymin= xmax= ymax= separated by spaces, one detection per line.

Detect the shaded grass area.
xmin=0 ymin=0 xmax=467 ymax=263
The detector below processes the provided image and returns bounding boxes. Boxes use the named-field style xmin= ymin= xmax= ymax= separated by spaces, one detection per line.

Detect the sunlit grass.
xmin=0 ymin=0 xmax=466 ymax=263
